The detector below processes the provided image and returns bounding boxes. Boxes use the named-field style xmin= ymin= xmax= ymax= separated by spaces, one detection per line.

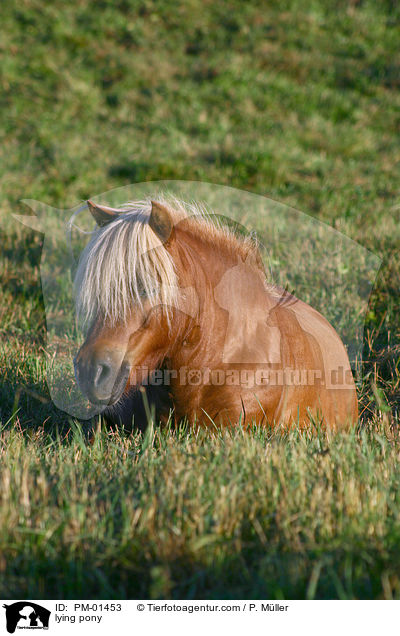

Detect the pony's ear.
xmin=87 ymin=200 xmax=122 ymax=226
xmin=149 ymin=201 xmax=173 ymax=243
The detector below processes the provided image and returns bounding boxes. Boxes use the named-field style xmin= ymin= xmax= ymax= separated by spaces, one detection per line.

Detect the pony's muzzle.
xmin=74 ymin=349 xmax=130 ymax=405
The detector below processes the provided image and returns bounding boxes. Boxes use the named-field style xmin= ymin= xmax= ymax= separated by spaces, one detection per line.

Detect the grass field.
xmin=0 ymin=0 xmax=399 ymax=599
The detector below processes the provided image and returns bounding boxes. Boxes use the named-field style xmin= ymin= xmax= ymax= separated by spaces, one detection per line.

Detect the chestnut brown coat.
xmin=74 ymin=199 xmax=358 ymax=431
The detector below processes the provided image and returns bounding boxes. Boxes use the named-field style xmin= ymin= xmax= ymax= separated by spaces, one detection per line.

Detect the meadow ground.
xmin=0 ymin=0 xmax=399 ymax=598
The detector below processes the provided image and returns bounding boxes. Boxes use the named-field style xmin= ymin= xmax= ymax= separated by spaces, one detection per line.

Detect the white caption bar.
xmin=1 ymin=600 xmax=399 ymax=636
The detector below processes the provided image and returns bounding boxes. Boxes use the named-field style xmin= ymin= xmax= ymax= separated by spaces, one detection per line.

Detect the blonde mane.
xmin=74 ymin=197 xmax=262 ymax=327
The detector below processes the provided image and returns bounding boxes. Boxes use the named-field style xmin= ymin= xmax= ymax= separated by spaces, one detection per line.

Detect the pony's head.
xmin=73 ymin=199 xmax=185 ymax=405
xmin=73 ymin=196 xmax=263 ymax=407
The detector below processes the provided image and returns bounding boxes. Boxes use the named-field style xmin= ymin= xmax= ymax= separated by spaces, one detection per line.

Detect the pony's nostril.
xmin=93 ymin=362 xmax=112 ymax=389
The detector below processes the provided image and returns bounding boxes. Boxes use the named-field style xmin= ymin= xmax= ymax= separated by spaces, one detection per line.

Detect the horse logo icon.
xmin=3 ymin=602 xmax=51 ymax=634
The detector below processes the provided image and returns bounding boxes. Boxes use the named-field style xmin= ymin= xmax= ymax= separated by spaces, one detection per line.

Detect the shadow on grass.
xmin=0 ymin=367 xmax=63 ymax=428
xmin=2 ymin=544 xmax=398 ymax=600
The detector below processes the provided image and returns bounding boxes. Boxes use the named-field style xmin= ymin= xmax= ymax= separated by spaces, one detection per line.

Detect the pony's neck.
xmin=174 ymin=226 xmax=265 ymax=307
xmin=168 ymin=227 xmax=269 ymax=369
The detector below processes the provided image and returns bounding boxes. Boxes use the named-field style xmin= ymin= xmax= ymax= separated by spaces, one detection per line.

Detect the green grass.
xmin=2 ymin=422 xmax=400 ymax=599
xmin=0 ymin=0 xmax=399 ymax=599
